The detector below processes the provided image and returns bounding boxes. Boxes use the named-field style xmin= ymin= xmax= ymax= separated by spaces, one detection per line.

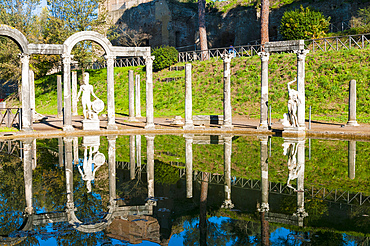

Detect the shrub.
xmin=152 ymin=46 xmax=178 ymax=71
xmin=280 ymin=6 xmax=330 ymax=40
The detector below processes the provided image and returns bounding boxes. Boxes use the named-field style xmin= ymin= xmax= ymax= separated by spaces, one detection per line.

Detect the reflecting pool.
xmin=0 ymin=135 xmax=369 ymax=245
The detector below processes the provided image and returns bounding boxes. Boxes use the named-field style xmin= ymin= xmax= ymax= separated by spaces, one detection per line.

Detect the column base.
xmin=346 ymin=120 xmax=359 ymax=126
xmin=183 ymin=124 xmax=194 ymax=130
xmin=107 ymin=123 xmax=118 ymax=130
xmin=145 ymin=123 xmax=155 ymax=130
xmin=21 ymin=126 xmax=33 ymax=132
xmin=283 ymin=126 xmax=306 ymax=137
xmin=127 ymin=117 xmax=139 ymax=122
xmin=221 ymin=199 xmax=235 ymax=209
xmin=257 ymin=122 xmax=269 ymax=130
xmin=221 ymin=124 xmax=233 ymax=130
xmin=63 ymin=125 xmax=74 ymax=131
xmin=257 ymin=202 xmax=269 ymax=213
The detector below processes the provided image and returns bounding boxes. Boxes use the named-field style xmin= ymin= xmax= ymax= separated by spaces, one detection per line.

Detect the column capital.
xmin=294 ymin=49 xmax=310 ymax=61
xmin=144 ymin=55 xmax=155 ymax=63
xmin=258 ymin=135 xmax=269 ymax=145
xmin=183 ymin=134 xmax=194 ymax=142
xmin=258 ymin=202 xmax=269 ymax=213
xmin=258 ymin=51 xmax=270 ymax=61
xmin=145 ymin=135 xmax=155 ymax=141
xmin=19 ymin=53 xmax=30 ymax=63
xmin=221 ymin=53 xmax=233 ymax=63
xmin=62 ymin=54 xmax=74 ymax=63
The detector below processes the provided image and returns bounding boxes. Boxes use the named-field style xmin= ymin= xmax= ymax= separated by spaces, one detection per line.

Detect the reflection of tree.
xmin=220 ymin=220 xmax=259 ymax=245
xmin=310 ymin=231 xmax=345 ymax=246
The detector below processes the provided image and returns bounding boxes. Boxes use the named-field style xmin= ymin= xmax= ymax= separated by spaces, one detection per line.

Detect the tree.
xmin=280 ymin=6 xmax=330 ymax=40
xmin=198 ymin=0 xmax=208 ymax=60
xmin=260 ymin=0 xmax=269 ymax=45
xmin=110 ymin=23 xmax=151 ymax=47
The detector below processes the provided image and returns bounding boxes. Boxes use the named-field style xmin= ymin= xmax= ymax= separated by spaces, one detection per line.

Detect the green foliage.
xmin=152 ymin=46 xmax=179 ymax=71
xmin=154 ymin=160 xmax=181 ymax=185
xmin=280 ymin=6 xmax=331 ymax=40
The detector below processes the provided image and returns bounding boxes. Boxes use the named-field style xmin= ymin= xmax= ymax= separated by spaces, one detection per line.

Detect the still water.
xmin=0 ymin=135 xmax=369 ymax=245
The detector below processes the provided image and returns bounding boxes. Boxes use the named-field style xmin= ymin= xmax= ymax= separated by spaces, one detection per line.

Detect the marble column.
xmin=136 ymin=135 xmax=142 ymax=168
xmin=23 ymin=139 xmax=33 ymax=214
xmin=222 ymin=54 xmax=233 ymax=129
xmin=258 ymin=136 xmax=269 ymax=213
xmin=128 ymin=70 xmax=136 ymax=121
xmin=347 ymin=80 xmax=359 ymax=126
xmin=57 ymin=75 xmax=63 ymax=118
xmin=108 ymin=135 xmax=117 ymax=207
xmin=184 ymin=63 xmax=193 ymax=130
xmin=144 ymin=56 xmax=155 ymax=129
xmin=32 ymin=139 xmax=37 ymax=170
xmin=58 ymin=137 xmax=64 ymax=167
xmin=64 ymin=137 xmax=74 ymax=210
xmin=295 ymin=49 xmax=309 ymax=128
xmin=72 ymin=71 xmax=78 ymax=116
xmin=184 ymin=134 xmax=193 ymax=198
xmin=348 ymin=140 xmax=356 ymax=179
xmin=222 ymin=136 xmax=234 ymax=208
xmin=106 ymin=55 xmax=117 ymax=130
xmin=130 ymin=135 xmax=136 ymax=180
xmin=146 ymin=135 xmax=156 ymax=205
xmin=29 ymin=70 xmax=35 ymax=118
xmin=258 ymin=52 xmax=269 ymax=130
xmin=135 ymin=75 xmax=141 ymax=117
xmin=62 ymin=54 xmax=74 ymax=131
xmin=294 ymin=139 xmax=308 ymax=224
xmin=20 ymin=54 xmax=32 ymax=131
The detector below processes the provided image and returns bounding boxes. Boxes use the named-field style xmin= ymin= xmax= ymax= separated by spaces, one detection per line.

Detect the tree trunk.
xmin=198 ymin=0 xmax=208 ymax=60
xmin=261 ymin=0 xmax=269 ymax=46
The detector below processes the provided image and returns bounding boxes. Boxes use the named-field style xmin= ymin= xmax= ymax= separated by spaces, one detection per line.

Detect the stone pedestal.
xmin=82 ymin=119 xmax=100 ymax=130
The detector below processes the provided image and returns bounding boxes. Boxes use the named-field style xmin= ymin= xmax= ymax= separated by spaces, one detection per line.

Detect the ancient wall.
xmin=109 ymin=0 xmax=370 ymax=49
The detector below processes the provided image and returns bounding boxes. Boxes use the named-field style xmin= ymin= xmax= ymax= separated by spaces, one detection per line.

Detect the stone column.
xmin=57 ymin=75 xmax=63 ymax=118
xmin=135 ymin=75 xmax=141 ymax=117
xmin=222 ymin=136 xmax=234 ymax=208
xmin=58 ymin=137 xmax=64 ymax=167
xmin=146 ymin=135 xmax=156 ymax=205
xmin=348 ymin=140 xmax=356 ymax=179
xmin=23 ymin=139 xmax=33 ymax=214
xmin=128 ymin=70 xmax=136 ymax=121
xmin=295 ymin=49 xmax=309 ymax=128
xmin=184 ymin=63 xmax=194 ymax=130
xmin=31 ymin=139 xmax=37 ymax=170
xmin=73 ymin=137 xmax=78 ymax=166
xmin=258 ymin=52 xmax=269 ymax=130
xmin=20 ymin=54 xmax=32 ymax=131
xmin=62 ymin=54 xmax=74 ymax=131
xmin=106 ymin=55 xmax=117 ymax=130
xmin=108 ymin=135 xmax=117 ymax=207
xmin=347 ymin=79 xmax=359 ymax=126
xmin=72 ymin=71 xmax=78 ymax=116
xmin=258 ymin=136 xmax=269 ymax=213
xmin=136 ymin=135 xmax=142 ymax=168
xmin=184 ymin=134 xmax=193 ymax=198
xmin=144 ymin=56 xmax=155 ymax=129
xmin=130 ymin=135 xmax=136 ymax=180
xmin=294 ymin=139 xmax=308 ymax=224
xmin=222 ymin=54 xmax=233 ymax=129
xmin=29 ymin=70 xmax=35 ymax=118
xmin=64 ymin=137 xmax=74 ymax=210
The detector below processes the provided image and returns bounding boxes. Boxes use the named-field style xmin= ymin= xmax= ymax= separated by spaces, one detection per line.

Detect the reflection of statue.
xmin=77 ymin=72 xmax=104 ymax=120
xmin=78 ymin=145 xmax=106 ymax=193
xmin=283 ymin=78 xmax=300 ymax=128
xmin=282 ymin=142 xmax=301 ymax=191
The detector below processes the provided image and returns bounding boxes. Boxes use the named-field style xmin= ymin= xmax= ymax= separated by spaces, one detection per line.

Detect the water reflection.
xmin=0 ymin=135 xmax=367 ymax=245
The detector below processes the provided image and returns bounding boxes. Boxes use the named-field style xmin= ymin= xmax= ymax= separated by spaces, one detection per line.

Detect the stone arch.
xmin=63 ymin=31 xmax=113 ymax=56
xmin=0 ymin=24 xmax=29 ymax=54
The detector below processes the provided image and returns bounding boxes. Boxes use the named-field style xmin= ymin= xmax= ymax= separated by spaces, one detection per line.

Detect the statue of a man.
xmin=77 ymin=72 xmax=99 ymax=120
xmin=283 ymin=78 xmax=300 ymax=127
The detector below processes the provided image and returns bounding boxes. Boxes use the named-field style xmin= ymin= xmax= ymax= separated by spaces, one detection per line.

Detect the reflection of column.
xmin=20 ymin=54 xmax=32 ymax=131
xmin=32 ymin=139 xmax=37 ymax=170
xmin=294 ymin=139 xmax=308 ymax=223
xmin=146 ymin=135 xmax=155 ymax=205
xmin=258 ymin=136 xmax=269 ymax=213
xmin=108 ymin=135 xmax=117 ymax=207
xmin=64 ymin=137 xmax=74 ymax=210
xmin=23 ymin=139 xmax=33 ymax=214
xmin=258 ymin=52 xmax=269 ymax=130
xmin=184 ymin=63 xmax=193 ymax=130
xmin=295 ymin=49 xmax=309 ymax=128
xmin=348 ymin=141 xmax=356 ymax=179
xmin=130 ymin=135 xmax=136 ymax=180
xmin=135 ymin=75 xmax=141 ymax=117
xmin=58 ymin=137 xmax=64 ymax=167
xmin=144 ymin=56 xmax=155 ymax=129
xmin=72 ymin=71 xmax=78 ymax=116
xmin=106 ymin=55 xmax=117 ymax=130
xmin=222 ymin=136 xmax=234 ymax=208
xmin=136 ymin=135 xmax=142 ymax=168
xmin=57 ymin=75 xmax=63 ymax=118
xmin=222 ymin=54 xmax=233 ymax=129
xmin=184 ymin=134 xmax=193 ymax=198
xmin=128 ymin=70 xmax=136 ymax=121
xmin=62 ymin=54 xmax=74 ymax=131
xmin=73 ymin=137 xmax=78 ymax=166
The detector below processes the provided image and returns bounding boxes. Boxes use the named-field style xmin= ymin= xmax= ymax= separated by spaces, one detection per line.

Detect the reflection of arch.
xmin=0 ymin=24 xmax=29 ymax=54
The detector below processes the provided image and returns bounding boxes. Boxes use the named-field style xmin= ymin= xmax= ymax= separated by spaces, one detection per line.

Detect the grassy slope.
xmin=33 ymin=47 xmax=370 ymax=123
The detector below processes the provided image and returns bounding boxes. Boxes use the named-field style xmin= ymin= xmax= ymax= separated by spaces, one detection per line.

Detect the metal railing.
xmin=0 ymin=108 xmax=21 ymax=130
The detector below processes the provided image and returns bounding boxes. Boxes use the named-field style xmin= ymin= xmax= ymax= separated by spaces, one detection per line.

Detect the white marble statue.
xmin=283 ymin=78 xmax=301 ymax=128
xmin=77 ymin=72 xmax=104 ymax=120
